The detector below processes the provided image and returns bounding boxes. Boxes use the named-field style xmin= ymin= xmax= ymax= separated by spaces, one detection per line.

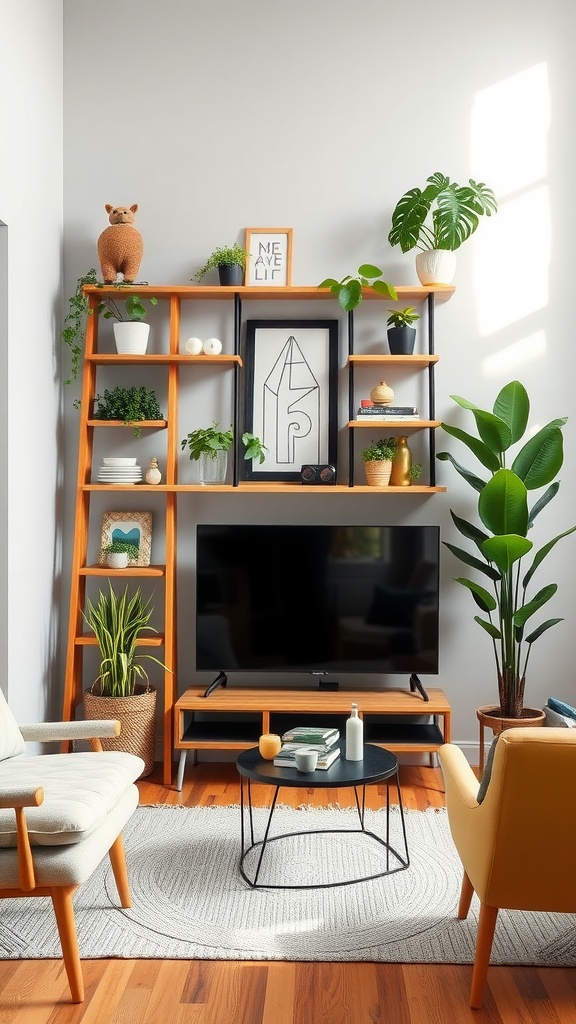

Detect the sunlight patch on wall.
xmin=483 ymin=331 xmax=546 ymax=378
xmin=470 ymin=63 xmax=550 ymax=337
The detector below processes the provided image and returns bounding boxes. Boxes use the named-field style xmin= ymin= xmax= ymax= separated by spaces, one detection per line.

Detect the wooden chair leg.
xmin=469 ymin=903 xmax=499 ymax=1009
xmin=108 ymin=834 xmax=131 ymax=908
xmin=50 ymin=885 xmax=84 ymax=1003
xmin=458 ymin=871 xmax=474 ymax=919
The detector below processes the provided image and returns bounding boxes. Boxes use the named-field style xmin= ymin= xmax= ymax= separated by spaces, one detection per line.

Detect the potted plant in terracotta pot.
xmin=192 ymin=243 xmax=251 ymax=286
xmin=388 ymin=171 xmax=498 ymax=285
xmin=386 ymin=306 xmax=420 ymax=355
xmin=361 ymin=437 xmax=397 ymax=486
xmin=437 ymin=379 xmax=576 ymax=736
xmin=83 ymin=583 xmax=170 ymax=777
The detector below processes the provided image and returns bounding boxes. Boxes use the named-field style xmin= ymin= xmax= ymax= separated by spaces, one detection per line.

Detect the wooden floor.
xmin=1 ymin=762 xmax=575 ymax=1023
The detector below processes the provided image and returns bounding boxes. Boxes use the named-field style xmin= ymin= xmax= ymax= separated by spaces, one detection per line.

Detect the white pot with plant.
xmin=361 ymin=437 xmax=397 ymax=486
xmin=101 ymin=540 xmax=140 ymax=569
xmin=181 ymin=423 xmax=267 ymax=485
xmin=388 ymin=172 xmax=498 ymax=285
xmin=101 ymin=293 xmax=158 ymax=354
xmin=83 ymin=583 xmax=170 ymax=777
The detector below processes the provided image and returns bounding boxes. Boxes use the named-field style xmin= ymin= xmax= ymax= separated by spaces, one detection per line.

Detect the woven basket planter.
xmin=364 ymin=460 xmax=392 ymax=487
xmin=83 ymin=686 xmax=157 ymax=777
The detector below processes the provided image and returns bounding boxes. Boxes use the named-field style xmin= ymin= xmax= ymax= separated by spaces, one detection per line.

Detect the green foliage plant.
xmin=361 ymin=437 xmax=397 ymax=462
xmin=180 ymin=423 xmax=268 ymax=464
xmin=83 ymin=583 xmax=169 ymax=698
xmin=101 ymin=540 xmax=140 ymax=560
xmin=319 ymin=264 xmax=398 ymax=312
xmin=437 ymin=379 xmax=576 ymax=718
xmin=92 ymin=386 xmax=163 ymax=437
xmin=409 ymin=464 xmax=422 ymax=481
xmin=386 ymin=306 xmax=420 ymax=328
xmin=62 ymin=268 xmax=157 ymax=387
xmin=388 ymin=171 xmax=498 ymax=253
xmin=192 ymin=244 xmax=250 ymax=283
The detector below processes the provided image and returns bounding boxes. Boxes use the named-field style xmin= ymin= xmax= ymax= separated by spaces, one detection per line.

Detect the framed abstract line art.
xmin=243 ymin=319 xmax=338 ymax=481
xmin=245 ymin=227 xmax=293 ymax=286
xmin=99 ymin=511 xmax=152 ymax=567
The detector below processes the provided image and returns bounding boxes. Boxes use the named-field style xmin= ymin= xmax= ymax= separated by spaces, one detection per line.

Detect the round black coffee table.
xmin=236 ymin=741 xmax=409 ymax=889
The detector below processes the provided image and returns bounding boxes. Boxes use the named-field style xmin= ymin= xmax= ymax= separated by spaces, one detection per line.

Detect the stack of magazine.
xmin=273 ymin=725 xmax=341 ymax=770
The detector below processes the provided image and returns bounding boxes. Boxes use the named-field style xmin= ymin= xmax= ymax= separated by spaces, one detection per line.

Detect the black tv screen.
xmin=195 ymin=524 xmax=439 ymax=679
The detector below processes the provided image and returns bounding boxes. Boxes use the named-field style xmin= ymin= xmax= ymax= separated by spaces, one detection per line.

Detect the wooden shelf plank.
xmin=349 ymin=419 xmax=441 ymax=429
xmin=76 ymin=634 xmax=165 ymax=647
xmin=86 ymin=419 xmax=167 ymax=429
xmin=348 ymin=354 xmax=439 ymax=366
xmin=87 ymin=354 xmax=242 ymax=366
xmin=82 ymin=483 xmax=446 ymax=493
xmin=83 ymin=284 xmax=455 ymax=304
xmin=79 ymin=564 xmax=166 ymax=576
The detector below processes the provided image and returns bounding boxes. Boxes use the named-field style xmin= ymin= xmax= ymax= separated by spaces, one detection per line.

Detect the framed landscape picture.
xmin=99 ymin=511 xmax=152 ymax=567
xmin=243 ymin=319 xmax=338 ymax=481
xmin=245 ymin=227 xmax=293 ymax=287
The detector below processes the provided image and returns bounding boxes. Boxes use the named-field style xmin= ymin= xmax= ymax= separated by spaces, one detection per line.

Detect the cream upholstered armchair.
xmin=0 ymin=689 xmax=143 ymax=1003
xmin=438 ymin=728 xmax=576 ymax=1008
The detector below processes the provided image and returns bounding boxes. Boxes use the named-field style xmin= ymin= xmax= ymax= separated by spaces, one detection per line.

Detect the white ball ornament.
xmin=185 ymin=337 xmax=203 ymax=355
xmin=203 ymin=337 xmax=222 ymax=355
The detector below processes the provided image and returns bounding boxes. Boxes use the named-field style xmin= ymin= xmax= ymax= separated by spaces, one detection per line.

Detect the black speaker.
xmin=300 ymin=464 xmax=337 ymax=485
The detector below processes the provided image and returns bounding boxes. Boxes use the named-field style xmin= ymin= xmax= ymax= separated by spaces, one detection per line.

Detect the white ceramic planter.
xmin=415 ymin=249 xmax=457 ymax=286
xmin=199 ymin=450 xmax=228 ymax=485
xmin=105 ymin=551 xmax=129 ymax=569
xmin=113 ymin=321 xmax=150 ymax=354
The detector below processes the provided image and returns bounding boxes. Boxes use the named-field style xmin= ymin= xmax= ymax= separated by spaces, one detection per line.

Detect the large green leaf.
xmin=450 ymin=510 xmax=489 ymax=553
xmin=511 ymin=422 xmax=566 ymax=488
xmin=434 ymin=184 xmax=481 ymax=250
xmin=528 ymin=482 xmax=559 ymax=528
xmin=474 ymin=616 xmax=502 ymax=640
xmin=478 ymin=469 xmax=528 ymax=536
xmin=513 ymin=584 xmax=557 ymax=627
xmin=337 ymin=280 xmax=362 ymax=311
xmin=454 ymin=577 xmax=497 ymax=612
xmin=388 ymin=188 xmax=431 ymax=252
xmin=436 ymin=451 xmax=486 ymax=493
xmin=492 ymin=381 xmax=529 ymax=443
xmin=469 ymin=409 xmax=512 ymax=454
xmin=526 ymin=618 xmax=563 ymax=644
xmin=522 ymin=525 xmax=576 ymax=588
xmin=482 ymin=533 xmax=532 ymax=573
xmin=440 ymin=423 xmax=500 ymax=472
xmin=443 ymin=541 xmax=501 ymax=580
xmin=371 ymin=279 xmax=398 ymax=299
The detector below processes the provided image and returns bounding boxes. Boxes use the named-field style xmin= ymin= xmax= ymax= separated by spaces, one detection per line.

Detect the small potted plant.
xmin=92 ymin=386 xmax=163 ymax=437
xmin=319 ymin=264 xmax=397 ymax=311
xmin=181 ymin=423 xmax=267 ymax=485
xmin=101 ymin=540 xmax=140 ymax=569
xmin=83 ymin=583 xmax=170 ymax=776
xmin=192 ymin=243 xmax=251 ymax=286
xmin=98 ymin=288 xmax=158 ymax=355
xmin=386 ymin=306 xmax=420 ymax=355
xmin=361 ymin=437 xmax=397 ymax=486
xmin=388 ymin=171 xmax=498 ymax=285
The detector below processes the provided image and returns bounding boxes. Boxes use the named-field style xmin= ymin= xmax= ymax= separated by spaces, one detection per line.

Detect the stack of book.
xmin=273 ymin=725 xmax=341 ymax=769
xmin=356 ymin=403 xmax=419 ymax=419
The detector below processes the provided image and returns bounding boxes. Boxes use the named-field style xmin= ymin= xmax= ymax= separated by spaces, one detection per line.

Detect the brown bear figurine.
xmin=97 ymin=204 xmax=144 ymax=284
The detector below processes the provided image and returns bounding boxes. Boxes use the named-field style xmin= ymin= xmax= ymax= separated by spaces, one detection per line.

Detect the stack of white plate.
xmin=97 ymin=457 xmax=142 ymax=484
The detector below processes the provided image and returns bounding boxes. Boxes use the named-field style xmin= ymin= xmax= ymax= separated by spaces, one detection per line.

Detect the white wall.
xmin=0 ymin=2 xmax=63 ymax=724
xmin=61 ymin=0 xmax=576 ymax=756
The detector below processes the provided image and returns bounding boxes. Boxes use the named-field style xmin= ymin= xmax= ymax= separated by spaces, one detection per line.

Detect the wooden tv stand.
xmin=173 ymin=686 xmax=451 ymax=790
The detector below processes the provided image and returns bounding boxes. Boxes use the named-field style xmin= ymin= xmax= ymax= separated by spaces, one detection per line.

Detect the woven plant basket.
xmin=364 ymin=460 xmax=392 ymax=487
xmin=83 ymin=686 xmax=157 ymax=777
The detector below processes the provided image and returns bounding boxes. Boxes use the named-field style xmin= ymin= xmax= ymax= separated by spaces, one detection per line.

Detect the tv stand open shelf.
xmin=173 ymin=686 xmax=452 ymax=791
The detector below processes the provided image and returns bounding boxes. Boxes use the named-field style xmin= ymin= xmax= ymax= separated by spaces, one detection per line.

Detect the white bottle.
xmin=346 ymin=703 xmax=363 ymax=760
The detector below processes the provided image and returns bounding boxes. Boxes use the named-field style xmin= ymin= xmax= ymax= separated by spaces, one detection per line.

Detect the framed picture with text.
xmin=243 ymin=319 xmax=338 ymax=481
xmin=245 ymin=227 xmax=293 ymax=287
xmin=99 ymin=511 xmax=152 ymax=567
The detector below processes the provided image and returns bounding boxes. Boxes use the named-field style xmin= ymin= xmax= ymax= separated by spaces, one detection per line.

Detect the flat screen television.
xmin=196 ymin=524 xmax=439 ymax=691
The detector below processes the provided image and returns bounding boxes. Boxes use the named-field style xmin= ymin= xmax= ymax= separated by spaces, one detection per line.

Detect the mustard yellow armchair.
xmin=438 ymin=728 xmax=576 ymax=1008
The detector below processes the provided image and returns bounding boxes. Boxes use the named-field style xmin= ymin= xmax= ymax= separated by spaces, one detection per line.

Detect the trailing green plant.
xmin=361 ymin=437 xmax=397 ymax=462
xmin=319 ymin=264 xmax=397 ymax=312
xmin=180 ymin=423 xmax=268 ymax=464
xmin=83 ymin=583 xmax=169 ymax=698
xmin=409 ymin=463 xmax=422 ymax=481
xmin=387 ymin=306 xmax=420 ymax=329
xmin=92 ymin=386 xmax=163 ymax=437
xmin=62 ymin=268 xmax=157 ymax=388
xmin=192 ymin=244 xmax=250 ymax=283
xmin=388 ymin=171 xmax=498 ymax=253
xmin=437 ymin=379 xmax=576 ymax=718
xmin=101 ymin=540 xmax=140 ymax=560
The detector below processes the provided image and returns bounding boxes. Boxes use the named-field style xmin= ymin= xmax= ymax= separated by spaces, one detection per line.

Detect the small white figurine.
xmin=145 ymin=457 xmax=162 ymax=485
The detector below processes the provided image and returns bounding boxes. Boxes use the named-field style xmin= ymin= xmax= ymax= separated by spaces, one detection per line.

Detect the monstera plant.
xmin=437 ymin=380 xmax=576 ymax=719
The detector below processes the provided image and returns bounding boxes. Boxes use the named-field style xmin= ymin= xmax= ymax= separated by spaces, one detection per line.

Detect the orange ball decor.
xmin=258 ymin=733 xmax=282 ymax=760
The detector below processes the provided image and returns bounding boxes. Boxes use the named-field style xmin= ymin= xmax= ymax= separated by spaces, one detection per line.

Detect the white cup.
xmin=295 ymin=749 xmax=318 ymax=773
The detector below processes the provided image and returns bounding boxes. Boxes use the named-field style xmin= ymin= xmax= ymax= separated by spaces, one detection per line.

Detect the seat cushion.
xmin=0 ymin=750 xmax=144 ymax=846
xmin=0 ymin=690 xmax=26 ymax=761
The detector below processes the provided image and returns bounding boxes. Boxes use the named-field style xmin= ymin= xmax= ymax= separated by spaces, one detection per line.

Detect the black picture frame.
xmin=243 ymin=319 xmax=339 ymax=482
